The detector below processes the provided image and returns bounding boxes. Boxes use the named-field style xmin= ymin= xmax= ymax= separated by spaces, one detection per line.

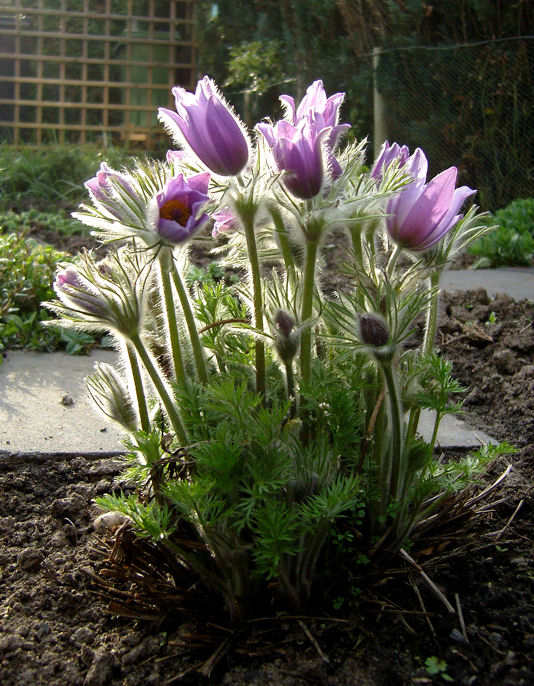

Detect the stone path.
xmin=441 ymin=267 xmax=534 ymax=301
xmin=1 ymin=268 xmax=532 ymax=458
xmin=0 ymin=350 xmax=124 ymax=458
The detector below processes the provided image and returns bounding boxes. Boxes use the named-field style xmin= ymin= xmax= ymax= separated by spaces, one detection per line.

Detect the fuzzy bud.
xmin=274 ymin=309 xmax=300 ymax=363
xmin=86 ymin=362 xmax=137 ymax=431
xmin=359 ymin=314 xmax=389 ymax=348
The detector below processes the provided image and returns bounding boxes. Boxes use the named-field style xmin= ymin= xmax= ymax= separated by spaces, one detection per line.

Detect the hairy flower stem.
xmin=284 ymin=361 xmax=296 ymax=417
xmin=422 ymin=270 xmax=442 ymax=353
xmin=408 ymin=269 xmax=442 ymax=439
xmin=158 ymin=257 xmax=186 ymax=385
xmin=171 ymin=268 xmax=209 ymax=384
xmin=125 ymin=343 xmax=150 ymax=432
xmin=300 ymin=238 xmax=319 ymax=391
xmin=386 ymin=244 xmax=402 ymax=279
xmin=271 ymin=207 xmax=296 ymax=284
xmin=373 ymin=403 xmax=389 ymax=531
xmin=238 ymin=203 xmax=266 ymax=399
xmin=380 ymin=360 xmax=405 ymax=504
xmin=350 ymin=224 xmax=364 ymax=267
xmin=129 ymin=332 xmax=188 ymax=444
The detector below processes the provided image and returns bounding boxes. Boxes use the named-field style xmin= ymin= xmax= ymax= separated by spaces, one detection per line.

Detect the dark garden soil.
xmin=1 ymin=270 xmax=533 ymax=684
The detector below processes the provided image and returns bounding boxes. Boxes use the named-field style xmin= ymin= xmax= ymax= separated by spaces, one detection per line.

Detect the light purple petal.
xmin=386 ymin=153 xmax=477 ymax=252
xmin=212 ymin=208 xmax=238 ymax=236
xmin=388 ymin=148 xmax=429 ymax=228
xmin=164 ymin=78 xmax=249 ymax=176
xmin=279 ymin=94 xmax=296 ymax=122
xmin=166 ymin=149 xmax=190 ymax=164
xmin=184 ymin=171 xmax=211 ymax=197
xmin=371 ymin=141 xmax=410 ymax=181
xmin=256 ymin=122 xmax=276 ymax=147
xmin=155 ymin=172 xmax=210 ymax=244
xmin=400 ymin=167 xmax=457 ymax=239
xmin=416 ymin=185 xmax=476 ymax=249
xmin=328 ymin=123 xmax=351 ymax=150
xmin=329 ymin=155 xmax=343 ymax=180
xmin=323 ymin=92 xmax=345 ymax=126
xmin=274 ymin=126 xmax=325 ymax=199
xmin=205 ymin=98 xmax=249 ymax=175
xmin=296 ymin=80 xmax=326 ymax=119
xmin=157 ymin=217 xmax=191 ymax=243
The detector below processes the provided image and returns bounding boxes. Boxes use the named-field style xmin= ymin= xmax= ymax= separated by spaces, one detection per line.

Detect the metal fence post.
xmin=373 ymin=46 xmax=387 ymax=159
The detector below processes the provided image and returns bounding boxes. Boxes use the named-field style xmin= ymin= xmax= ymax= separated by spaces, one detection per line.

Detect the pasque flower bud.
xmin=359 ymin=313 xmax=390 ymax=348
xmin=273 ymin=309 xmax=300 ymax=363
xmin=86 ymin=362 xmax=137 ymax=431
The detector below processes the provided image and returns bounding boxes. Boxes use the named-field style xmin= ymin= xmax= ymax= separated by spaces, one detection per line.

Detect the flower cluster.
xmin=45 ymin=75 xmax=498 ymax=623
xmin=256 ymin=80 xmax=350 ymax=198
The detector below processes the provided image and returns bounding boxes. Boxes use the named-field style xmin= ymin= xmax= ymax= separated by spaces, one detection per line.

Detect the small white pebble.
xmin=94 ymin=511 xmax=129 ymax=533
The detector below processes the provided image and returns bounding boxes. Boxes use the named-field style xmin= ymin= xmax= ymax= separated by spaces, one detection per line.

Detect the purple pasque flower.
xmin=280 ymin=79 xmax=348 ymax=140
xmin=386 ymin=148 xmax=476 ymax=251
xmin=47 ymin=250 xmax=146 ymax=337
xmin=258 ymin=80 xmax=350 ymax=197
xmin=85 ymin=162 xmax=140 ymax=204
xmin=371 ymin=141 xmax=410 ymax=185
xmin=54 ymin=265 xmax=109 ymax=319
xmin=280 ymin=79 xmax=350 ymax=179
xmin=155 ymin=172 xmax=210 ymax=244
xmin=158 ymin=76 xmax=250 ymax=177
xmin=257 ymin=118 xmax=328 ymax=199
xmin=83 ymin=163 xmax=142 ymax=230
xmin=212 ymin=207 xmax=239 ymax=237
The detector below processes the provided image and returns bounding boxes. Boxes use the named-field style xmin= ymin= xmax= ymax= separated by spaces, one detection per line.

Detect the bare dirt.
xmin=1 ymin=285 xmax=533 ymax=686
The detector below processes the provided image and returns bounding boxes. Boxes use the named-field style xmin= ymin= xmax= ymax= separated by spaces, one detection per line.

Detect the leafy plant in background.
xmin=0 ymin=144 xmax=136 ymax=355
xmin=195 ymin=0 xmax=368 ymax=137
xmin=0 ymin=209 xmax=87 ymax=240
xmin=186 ymin=260 xmax=231 ymax=287
xmin=0 ymin=144 xmax=134 ymax=211
xmin=45 ymin=76 xmax=507 ymax=623
xmin=0 ymin=228 xmax=101 ymax=355
xmin=468 ymin=198 xmax=534 ymax=267
xmin=0 ymin=232 xmax=68 ymax=353
xmin=224 ymin=40 xmax=289 ymax=126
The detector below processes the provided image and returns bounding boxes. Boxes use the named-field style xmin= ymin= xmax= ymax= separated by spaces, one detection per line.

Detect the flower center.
xmin=159 ymin=198 xmax=192 ymax=226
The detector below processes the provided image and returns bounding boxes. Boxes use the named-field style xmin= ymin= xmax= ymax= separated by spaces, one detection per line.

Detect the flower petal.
xmin=414 ymin=184 xmax=476 ymax=249
xmin=400 ymin=167 xmax=457 ymax=241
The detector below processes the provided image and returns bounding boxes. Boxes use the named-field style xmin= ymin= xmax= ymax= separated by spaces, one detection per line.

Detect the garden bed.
xmin=1 ymin=288 xmax=533 ymax=685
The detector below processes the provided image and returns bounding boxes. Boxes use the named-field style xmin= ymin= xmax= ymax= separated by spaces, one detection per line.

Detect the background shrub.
xmin=468 ymin=198 xmax=534 ymax=267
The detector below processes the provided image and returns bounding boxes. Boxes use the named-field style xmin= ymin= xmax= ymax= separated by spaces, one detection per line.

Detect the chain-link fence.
xmin=362 ymin=37 xmax=533 ymax=212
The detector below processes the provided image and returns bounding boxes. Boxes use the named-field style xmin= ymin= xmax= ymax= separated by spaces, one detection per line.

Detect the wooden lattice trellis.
xmin=0 ymin=0 xmax=196 ymax=147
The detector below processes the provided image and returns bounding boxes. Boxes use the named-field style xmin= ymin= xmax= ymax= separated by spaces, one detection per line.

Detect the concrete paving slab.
xmin=0 ymin=349 xmax=126 ymax=456
xmin=5 ymin=267 xmax=517 ymax=458
xmin=417 ymin=410 xmax=496 ymax=449
xmin=0 ymin=349 xmax=497 ymax=457
xmin=441 ymin=267 xmax=534 ymax=301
